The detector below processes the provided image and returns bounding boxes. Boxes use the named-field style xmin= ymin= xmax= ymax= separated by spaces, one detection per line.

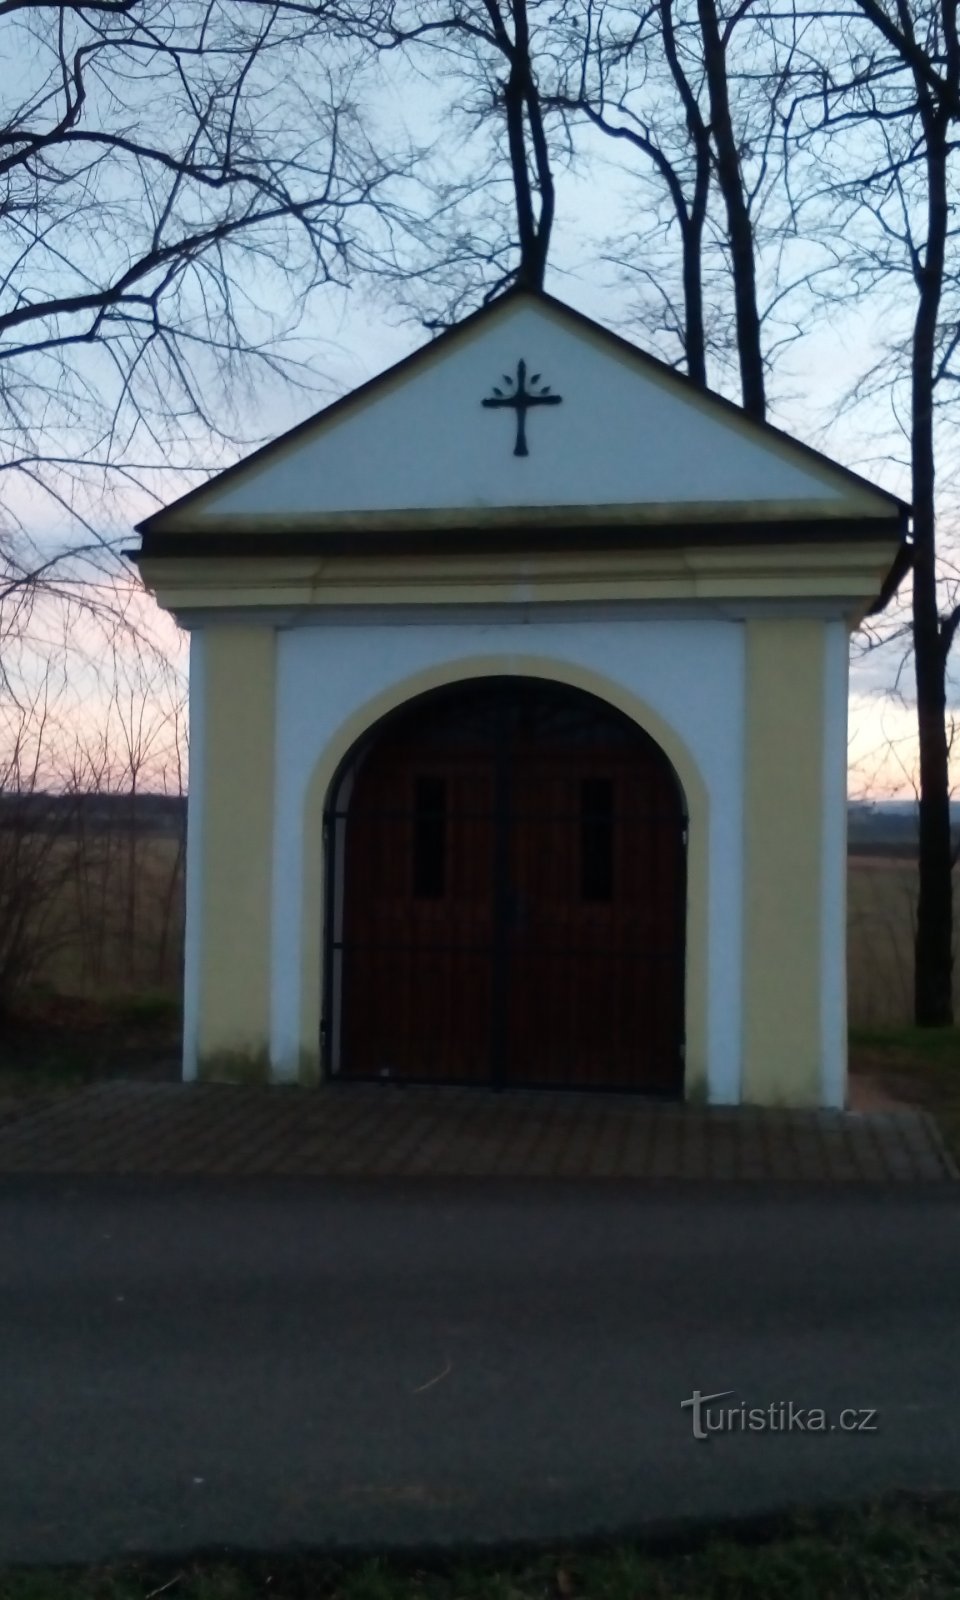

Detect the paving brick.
xmin=0 ymin=1081 xmax=953 ymax=1182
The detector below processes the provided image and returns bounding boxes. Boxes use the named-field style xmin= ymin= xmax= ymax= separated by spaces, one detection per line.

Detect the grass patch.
xmin=850 ymin=1024 xmax=960 ymax=1064
xmin=3 ymin=1498 xmax=960 ymax=1600
xmin=846 ymin=856 xmax=960 ymax=1027
xmin=0 ymin=990 xmax=181 ymax=1096
xmin=102 ymin=993 xmax=182 ymax=1028
xmin=850 ymin=1025 xmax=960 ymax=1156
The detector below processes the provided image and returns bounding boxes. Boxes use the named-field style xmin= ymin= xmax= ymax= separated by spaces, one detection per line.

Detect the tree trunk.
xmin=696 ymin=0 xmax=765 ymax=417
xmin=912 ymin=95 xmax=954 ymax=1025
xmin=484 ymin=0 xmax=553 ymax=290
xmin=914 ymin=609 xmax=953 ymax=1024
xmin=661 ymin=0 xmax=710 ymax=386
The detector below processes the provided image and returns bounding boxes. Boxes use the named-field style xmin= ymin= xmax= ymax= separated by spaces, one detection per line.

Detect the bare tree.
xmin=0 ymin=0 xmax=409 ymax=615
xmin=0 ymin=2 xmax=416 ymax=1017
xmin=538 ymin=0 xmax=713 ymax=383
xmin=486 ymin=0 xmax=556 ymax=287
xmin=336 ymin=0 xmax=564 ymax=319
xmin=785 ymin=0 xmax=960 ymax=1023
xmin=340 ymin=0 xmax=802 ymax=415
xmin=0 ymin=663 xmax=79 ymax=1005
xmin=0 ymin=577 xmax=188 ymax=1011
xmin=695 ymin=0 xmax=766 ymax=414
xmin=892 ymin=1 xmax=960 ymax=1026
xmin=539 ymin=0 xmax=794 ymax=411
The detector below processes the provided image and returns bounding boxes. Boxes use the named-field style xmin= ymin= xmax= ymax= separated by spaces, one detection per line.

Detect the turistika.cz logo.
xmin=681 ymin=1389 xmax=879 ymax=1440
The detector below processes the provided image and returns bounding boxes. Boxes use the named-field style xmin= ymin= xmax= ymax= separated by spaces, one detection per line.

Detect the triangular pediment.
xmin=138 ymin=291 xmax=905 ymax=538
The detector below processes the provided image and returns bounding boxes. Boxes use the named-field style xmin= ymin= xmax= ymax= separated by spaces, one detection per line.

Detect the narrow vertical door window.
xmin=580 ymin=776 xmax=614 ymax=901
xmin=413 ymin=774 xmax=447 ymax=898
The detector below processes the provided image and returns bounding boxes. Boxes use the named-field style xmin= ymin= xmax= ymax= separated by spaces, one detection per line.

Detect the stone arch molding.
xmin=294 ymin=655 xmax=711 ymax=1097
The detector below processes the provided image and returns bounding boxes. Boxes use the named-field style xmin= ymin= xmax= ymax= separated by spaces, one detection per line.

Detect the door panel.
xmin=331 ymin=680 xmax=686 ymax=1094
xmin=505 ymin=748 xmax=684 ymax=1092
xmin=340 ymin=753 xmax=495 ymax=1083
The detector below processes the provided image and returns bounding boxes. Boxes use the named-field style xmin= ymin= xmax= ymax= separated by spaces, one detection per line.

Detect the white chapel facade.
xmin=133 ymin=288 xmax=906 ymax=1108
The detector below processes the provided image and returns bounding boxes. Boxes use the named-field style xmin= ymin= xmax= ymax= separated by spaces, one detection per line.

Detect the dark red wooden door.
xmin=507 ymin=744 xmax=684 ymax=1092
xmin=339 ymin=745 xmax=496 ymax=1084
xmin=333 ymin=680 xmax=685 ymax=1093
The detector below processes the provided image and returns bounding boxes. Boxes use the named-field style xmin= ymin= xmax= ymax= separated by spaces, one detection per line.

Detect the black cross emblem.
xmin=481 ymin=359 xmax=562 ymax=456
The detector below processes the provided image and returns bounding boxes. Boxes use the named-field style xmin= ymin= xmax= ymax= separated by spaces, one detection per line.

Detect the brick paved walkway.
xmin=0 ymin=1081 xmax=953 ymax=1180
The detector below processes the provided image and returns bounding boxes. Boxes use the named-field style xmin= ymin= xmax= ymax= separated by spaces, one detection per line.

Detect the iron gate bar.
xmin=331 ymin=943 xmax=684 ymax=958
xmin=323 ymin=676 xmax=688 ymax=1094
xmin=328 ymin=806 xmax=681 ymax=820
xmin=489 ymin=694 xmax=512 ymax=1090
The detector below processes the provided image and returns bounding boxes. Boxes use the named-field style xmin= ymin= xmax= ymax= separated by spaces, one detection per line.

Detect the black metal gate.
xmin=322 ymin=678 xmax=687 ymax=1093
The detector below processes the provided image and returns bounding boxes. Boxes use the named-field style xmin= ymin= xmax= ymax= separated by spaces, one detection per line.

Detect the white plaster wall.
xmin=209 ymin=301 xmax=851 ymax=519
xmin=269 ymin=616 xmax=746 ymax=1104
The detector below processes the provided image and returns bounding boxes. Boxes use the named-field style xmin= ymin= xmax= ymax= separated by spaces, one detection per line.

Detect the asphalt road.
xmin=1 ymin=1176 xmax=959 ymax=1563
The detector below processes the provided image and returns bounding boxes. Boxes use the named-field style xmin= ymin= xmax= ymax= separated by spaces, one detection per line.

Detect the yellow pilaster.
xmin=741 ymin=619 xmax=825 ymax=1105
xmin=197 ymin=626 xmax=275 ymax=1078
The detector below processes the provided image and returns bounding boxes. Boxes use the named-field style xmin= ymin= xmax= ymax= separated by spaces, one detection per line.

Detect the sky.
xmin=4 ymin=8 xmax=955 ymax=801
xmin=48 ymin=264 xmax=922 ymax=803
xmin=16 ymin=237 xmax=934 ymax=802
xmin=144 ymin=241 xmax=924 ymax=802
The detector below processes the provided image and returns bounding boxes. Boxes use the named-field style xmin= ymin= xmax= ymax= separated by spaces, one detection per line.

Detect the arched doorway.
xmin=324 ymin=677 xmax=687 ymax=1094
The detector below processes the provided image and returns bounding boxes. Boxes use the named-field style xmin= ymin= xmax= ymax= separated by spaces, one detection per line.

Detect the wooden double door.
xmin=329 ymin=679 xmax=686 ymax=1093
